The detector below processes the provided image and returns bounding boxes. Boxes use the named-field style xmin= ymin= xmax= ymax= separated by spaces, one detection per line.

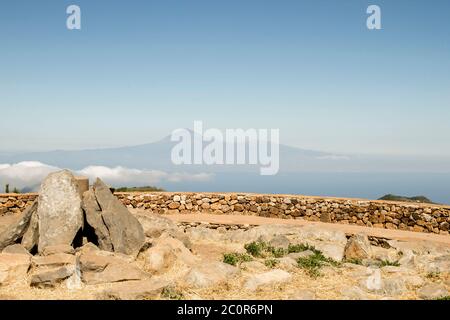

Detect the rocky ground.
xmin=1 ymin=211 xmax=449 ymax=300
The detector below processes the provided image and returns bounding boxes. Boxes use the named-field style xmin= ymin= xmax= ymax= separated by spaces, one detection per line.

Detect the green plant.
xmin=5 ymin=184 xmax=9 ymax=194
xmin=12 ymin=187 xmax=20 ymax=194
xmin=268 ymin=246 xmax=287 ymax=258
xmin=161 ymin=287 xmax=184 ymax=300
xmin=244 ymin=241 xmax=268 ymax=257
xmin=345 ymin=258 xmax=363 ymax=265
xmin=223 ymin=253 xmax=252 ymax=266
xmin=297 ymin=251 xmax=340 ymax=278
xmin=436 ymin=296 xmax=450 ymax=300
xmin=379 ymin=260 xmax=400 ymax=267
xmin=264 ymin=258 xmax=279 ymax=268
xmin=288 ymin=243 xmax=320 ymax=254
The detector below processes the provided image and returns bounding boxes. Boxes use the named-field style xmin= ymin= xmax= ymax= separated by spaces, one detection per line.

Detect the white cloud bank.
xmin=0 ymin=161 xmax=213 ymax=192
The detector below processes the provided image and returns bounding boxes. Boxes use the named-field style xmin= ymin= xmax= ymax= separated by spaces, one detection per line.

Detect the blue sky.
xmin=1 ymin=0 xmax=449 ymax=155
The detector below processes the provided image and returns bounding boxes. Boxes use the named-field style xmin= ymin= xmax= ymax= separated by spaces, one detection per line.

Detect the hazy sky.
xmin=1 ymin=0 xmax=449 ymax=155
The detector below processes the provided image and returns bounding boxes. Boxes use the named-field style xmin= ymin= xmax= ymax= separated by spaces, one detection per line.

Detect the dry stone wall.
xmin=1 ymin=192 xmax=449 ymax=235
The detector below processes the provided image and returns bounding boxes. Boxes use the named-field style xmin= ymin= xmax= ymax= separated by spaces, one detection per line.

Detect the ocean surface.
xmin=160 ymin=172 xmax=450 ymax=205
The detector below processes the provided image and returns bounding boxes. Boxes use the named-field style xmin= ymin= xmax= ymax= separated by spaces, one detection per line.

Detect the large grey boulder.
xmin=0 ymin=200 xmax=38 ymax=251
xmin=82 ymin=189 xmax=113 ymax=251
xmin=94 ymin=179 xmax=144 ymax=257
xmin=37 ymin=170 xmax=83 ymax=252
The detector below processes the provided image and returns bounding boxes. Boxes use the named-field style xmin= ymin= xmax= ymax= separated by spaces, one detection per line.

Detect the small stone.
xmin=184 ymin=262 xmax=239 ymax=289
xmin=244 ymin=269 xmax=292 ymax=291
xmin=417 ymin=283 xmax=449 ymax=300
xmin=98 ymin=279 xmax=171 ymax=300
xmin=32 ymin=253 xmax=76 ymax=268
xmin=287 ymin=250 xmax=314 ymax=260
xmin=269 ymin=235 xmax=290 ymax=250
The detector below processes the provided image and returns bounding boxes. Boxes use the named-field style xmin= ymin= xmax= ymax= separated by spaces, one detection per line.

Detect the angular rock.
xmin=0 ymin=253 xmax=31 ymax=286
xmin=41 ymin=244 xmax=75 ymax=256
xmin=82 ymin=189 xmax=113 ymax=251
xmin=276 ymin=257 xmax=297 ymax=268
xmin=240 ymin=261 xmax=268 ymax=273
xmin=383 ymin=278 xmax=406 ymax=296
xmin=79 ymin=250 xmax=148 ymax=285
xmin=134 ymin=213 xmax=192 ymax=249
xmin=344 ymin=234 xmax=372 ymax=261
xmin=32 ymin=253 xmax=76 ymax=268
xmin=269 ymin=235 xmax=290 ymax=250
xmin=2 ymin=244 xmax=31 ymax=256
xmin=30 ymin=265 xmax=75 ymax=288
xmin=315 ymin=243 xmax=345 ymax=262
xmin=82 ymin=262 xmax=149 ymax=285
xmin=98 ymin=279 xmax=170 ymax=300
xmin=244 ymin=269 xmax=292 ymax=291
xmin=37 ymin=170 xmax=83 ymax=251
xmin=183 ymin=262 xmax=239 ymax=289
xmin=21 ymin=208 xmax=39 ymax=251
xmin=288 ymin=250 xmax=314 ymax=260
xmin=360 ymin=268 xmax=383 ymax=291
xmin=0 ymin=200 xmax=37 ymax=251
xmin=140 ymin=235 xmax=197 ymax=274
xmin=94 ymin=179 xmax=145 ymax=256
xmin=417 ymin=283 xmax=449 ymax=300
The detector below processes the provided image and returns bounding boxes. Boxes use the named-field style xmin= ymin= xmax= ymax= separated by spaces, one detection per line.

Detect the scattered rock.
xmin=315 ymin=243 xmax=345 ymax=262
xmin=276 ymin=257 xmax=297 ymax=268
xmin=134 ymin=213 xmax=191 ymax=249
xmin=240 ymin=261 xmax=267 ymax=273
xmin=344 ymin=234 xmax=372 ymax=260
xmin=37 ymin=170 xmax=83 ymax=251
xmin=2 ymin=244 xmax=31 ymax=256
xmin=417 ymin=283 xmax=449 ymax=300
xmin=94 ymin=179 xmax=145 ymax=257
xmin=287 ymin=250 xmax=314 ymax=260
xmin=98 ymin=279 xmax=171 ymax=300
xmin=32 ymin=253 xmax=76 ymax=268
xmin=383 ymin=278 xmax=406 ymax=296
xmin=183 ymin=262 xmax=239 ymax=289
xmin=140 ymin=235 xmax=197 ymax=274
xmin=0 ymin=253 xmax=31 ymax=286
xmin=79 ymin=250 xmax=147 ymax=285
xmin=360 ymin=268 xmax=383 ymax=291
xmin=41 ymin=245 xmax=75 ymax=256
xmin=244 ymin=269 xmax=292 ymax=291
xmin=30 ymin=266 xmax=75 ymax=288
xmin=0 ymin=200 xmax=38 ymax=251
xmin=269 ymin=235 xmax=290 ymax=250
xmin=371 ymin=246 xmax=399 ymax=263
